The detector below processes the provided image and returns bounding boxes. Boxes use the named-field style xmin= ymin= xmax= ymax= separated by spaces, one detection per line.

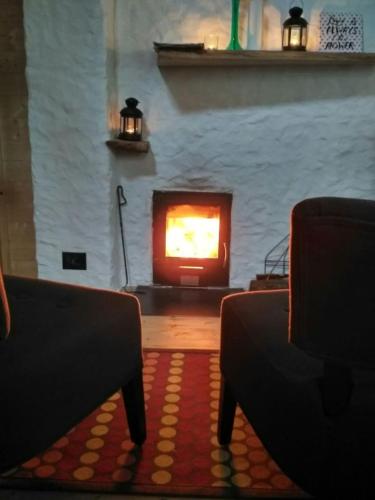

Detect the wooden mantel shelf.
xmin=106 ymin=139 xmax=149 ymax=153
xmin=157 ymin=49 xmax=375 ymax=67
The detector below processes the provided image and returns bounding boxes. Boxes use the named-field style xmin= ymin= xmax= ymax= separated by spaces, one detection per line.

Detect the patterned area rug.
xmin=0 ymin=350 xmax=307 ymax=498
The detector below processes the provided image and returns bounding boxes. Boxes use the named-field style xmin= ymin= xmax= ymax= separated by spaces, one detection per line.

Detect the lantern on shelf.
xmin=282 ymin=5 xmax=308 ymax=51
xmin=118 ymin=98 xmax=143 ymax=141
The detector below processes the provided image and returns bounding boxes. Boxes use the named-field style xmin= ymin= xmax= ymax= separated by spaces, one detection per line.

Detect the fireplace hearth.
xmin=153 ymin=191 xmax=232 ymax=287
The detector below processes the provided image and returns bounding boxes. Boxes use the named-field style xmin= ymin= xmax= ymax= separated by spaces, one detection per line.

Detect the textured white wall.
xmin=115 ymin=0 xmax=375 ymax=288
xmin=24 ymin=0 xmax=116 ymax=287
xmin=24 ymin=0 xmax=375 ymax=290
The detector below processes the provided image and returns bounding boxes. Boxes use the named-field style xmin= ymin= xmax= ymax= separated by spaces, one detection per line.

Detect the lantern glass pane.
xmin=125 ymin=117 xmax=136 ymax=134
xmin=289 ymin=26 xmax=301 ymax=48
xmin=301 ymin=28 xmax=307 ymax=47
xmin=136 ymin=117 xmax=142 ymax=134
xmin=283 ymin=29 xmax=289 ymax=47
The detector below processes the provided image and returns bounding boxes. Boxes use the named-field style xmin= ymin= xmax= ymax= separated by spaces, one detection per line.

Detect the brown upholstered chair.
xmin=218 ymin=197 xmax=375 ymax=498
xmin=0 ymin=273 xmax=146 ymax=472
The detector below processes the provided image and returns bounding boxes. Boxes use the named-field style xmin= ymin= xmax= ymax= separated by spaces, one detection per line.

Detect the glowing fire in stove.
xmin=165 ymin=204 xmax=220 ymax=259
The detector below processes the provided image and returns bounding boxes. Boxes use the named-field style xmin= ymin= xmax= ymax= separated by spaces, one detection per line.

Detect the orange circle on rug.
xmin=112 ymin=468 xmax=132 ymax=482
xmin=53 ymin=437 xmax=69 ymax=449
xmin=146 ymin=351 xmax=160 ymax=358
xmin=22 ymin=457 xmax=41 ymax=469
xmin=116 ymin=453 xmax=136 ymax=467
xmin=35 ymin=465 xmax=56 ymax=478
xmin=42 ymin=450 xmax=62 ymax=464
xmin=271 ymin=473 xmax=293 ymax=489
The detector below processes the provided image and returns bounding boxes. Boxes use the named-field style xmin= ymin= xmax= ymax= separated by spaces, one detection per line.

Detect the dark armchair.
xmin=218 ymin=197 xmax=375 ymax=498
xmin=0 ymin=273 xmax=146 ymax=472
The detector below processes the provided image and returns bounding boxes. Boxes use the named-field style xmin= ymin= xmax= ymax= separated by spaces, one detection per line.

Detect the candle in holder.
xmin=204 ymin=34 xmax=219 ymax=50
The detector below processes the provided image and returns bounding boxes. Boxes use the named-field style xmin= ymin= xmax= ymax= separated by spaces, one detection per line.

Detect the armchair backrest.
xmin=289 ymin=197 xmax=375 ymax=370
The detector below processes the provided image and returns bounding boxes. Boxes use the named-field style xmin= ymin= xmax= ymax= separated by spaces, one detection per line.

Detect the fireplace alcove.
xmin=152 ymin=191 xmax=232 ymax=287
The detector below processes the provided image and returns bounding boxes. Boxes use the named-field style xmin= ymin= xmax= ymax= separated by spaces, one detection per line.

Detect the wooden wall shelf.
xmin=156 ymin=49 xmax=375 ymax=67
xmin=106 ymin=139 xmax=149 ymax=153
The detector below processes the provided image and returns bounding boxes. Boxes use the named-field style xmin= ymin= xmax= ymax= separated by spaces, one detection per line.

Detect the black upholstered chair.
xmin=218 ymin=197 xmax=375 ymax=498
xmin=0 ymin=273 xmax=146 ymax=472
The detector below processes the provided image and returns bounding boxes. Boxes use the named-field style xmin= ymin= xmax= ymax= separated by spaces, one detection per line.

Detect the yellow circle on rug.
xmin=73 ymin=466 xmax=94 ymax=480
xmin=211 ymin=464 xmax=231 ymax=479
xmin=100 ymin=402 xmax=117 ymax=412
xmin=161 ymin=414 xmax=178 ymax=426
xmin=231 ymin=457 xmax=250 ymax=471
xmin=109 ymin=392 xmax=121 ymax=401
xmin=166 ymin=384 xmax=181 ymax=393
xmin=171 ymin=352 xmax=185 ymax=359
xmin=165 ymin=393 xmax=180 ymax=403
xmin=169 ymin=367 xmax=182 ymax=375
xmin=163 ymin=404 xmax=179 ymax=414
xmin=80 ymin=452 xmax=100 ymax=465
xmin=159 ymin=426 xmax=177 ymax=439
xmin=152 ymin=470 xmax=172 ymax=484
xmin=167 ymin=375 xmax=182 ymax=384
xmin=211 ymin=449 xmax=230 ymax=462
xmin=231 ymin=472 xmax=252 ymax=487
xmin=154 ymin=454 xmax=174 ymax=468
xmin=229 ymin=443 xmax=248 ymax=456
xmin=96 ymin=413 xmax=113 ymax=424
xmin=157 ymin=440 xmax=175 ymax=453
xmin=91 ymin=425 xmax=109 ymax=437
xmin=171 ymin=360 xmax=184 ymax=367
xmin=86 ymin=437 xmax=104 ymax=450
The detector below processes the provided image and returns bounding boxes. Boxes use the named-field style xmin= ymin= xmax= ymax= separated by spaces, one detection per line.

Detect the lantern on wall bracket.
xmin=118 ymin=97 xmax=143 ymax=141
xmin=282 ymin=4 xmax=308 ymax=51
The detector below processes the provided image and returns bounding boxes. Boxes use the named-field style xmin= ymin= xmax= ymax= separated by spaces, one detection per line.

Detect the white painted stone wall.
xmin=114 ymin=0 xmax=375 ymax=288
xmin=24 ymin=0 xmax=375 ymax=290
xmin=24 ymin=0 xmax=116 ymax=288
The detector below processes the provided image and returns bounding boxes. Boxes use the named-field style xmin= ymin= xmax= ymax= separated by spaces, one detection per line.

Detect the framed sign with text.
xmin=320 ymin=12 xmax=363 ymax=52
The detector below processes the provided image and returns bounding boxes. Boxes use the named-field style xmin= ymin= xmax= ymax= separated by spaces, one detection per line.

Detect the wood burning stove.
xmin=153 ymin=191 xmax=232 ymax=287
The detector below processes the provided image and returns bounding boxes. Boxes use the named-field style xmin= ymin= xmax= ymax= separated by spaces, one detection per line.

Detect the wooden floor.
xmin=0 ymin=313 xmax=223 ymax=500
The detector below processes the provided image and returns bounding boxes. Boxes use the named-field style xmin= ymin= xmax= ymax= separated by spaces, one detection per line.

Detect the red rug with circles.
xmin=0 ymin=350 xmax=307 ymax=498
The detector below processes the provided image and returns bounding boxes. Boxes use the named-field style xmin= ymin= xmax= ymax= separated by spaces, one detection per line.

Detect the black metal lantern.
xmin=118 ymin=97 xmax=143 ymax=141
xmin=282 ymin=6 xmax=308 ymax=51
